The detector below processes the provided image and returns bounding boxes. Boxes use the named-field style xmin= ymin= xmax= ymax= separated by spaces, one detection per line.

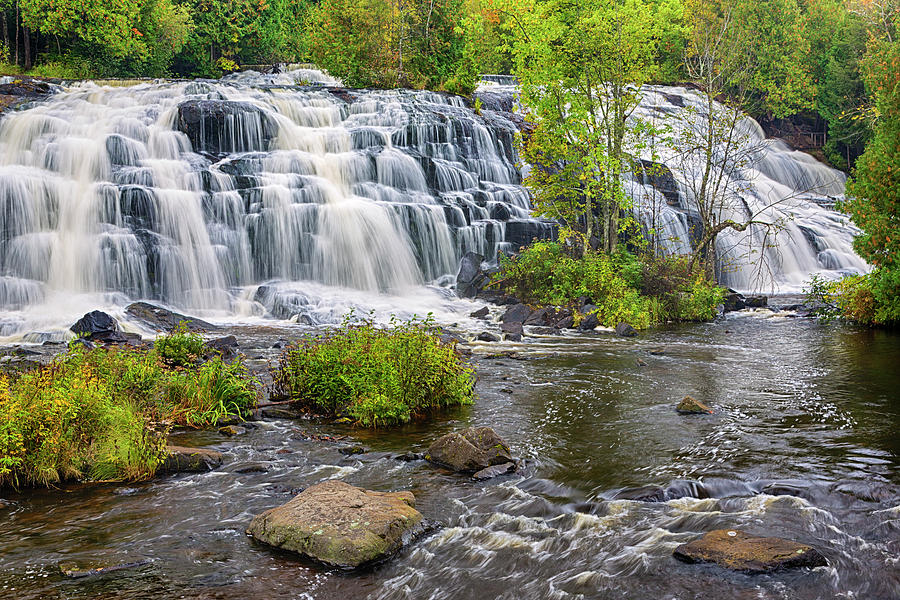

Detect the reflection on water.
xmin=1 ymin=313 xmax=898 ymax=599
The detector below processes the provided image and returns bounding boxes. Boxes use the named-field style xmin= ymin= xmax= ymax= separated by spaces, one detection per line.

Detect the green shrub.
xmin=492 ymin=241 xmax=725 ymax=328
xmin=154 ymin=323 xmax=206 ymax=367
xmin=272 ymin=314 xmax=474 ymax=427
xmin=0 ymin=329 xmax=257 ymax=488
xmin=815 ymin=269 xmax=900 ymax=326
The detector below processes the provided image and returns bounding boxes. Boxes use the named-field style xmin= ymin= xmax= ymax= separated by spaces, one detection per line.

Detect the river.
xmin=1 ymin=310 xmax=897 ymax=599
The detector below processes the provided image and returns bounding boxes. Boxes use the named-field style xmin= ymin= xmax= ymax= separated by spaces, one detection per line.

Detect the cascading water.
xmin=0 ymin=72 xmax=868 ymax=340
xmin=0 ymin=70 xmax=553 ymax=340
xmin=626 ymin=86 xmax=868 ymax=291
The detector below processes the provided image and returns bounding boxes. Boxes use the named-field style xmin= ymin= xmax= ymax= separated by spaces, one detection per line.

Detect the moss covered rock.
xmin=673 ymin=529 xmax=827 ymax=573
xmin=246 ymin=480 xmax=424 ymax=569
xmin=425 ymin=426 xmax=513 ymax=473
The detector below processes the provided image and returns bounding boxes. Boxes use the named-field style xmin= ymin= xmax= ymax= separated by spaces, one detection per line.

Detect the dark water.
xmin=1 ymin=312 xmax=899 ymax=599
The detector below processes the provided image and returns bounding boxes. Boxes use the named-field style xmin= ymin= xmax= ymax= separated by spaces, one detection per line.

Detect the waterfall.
xmin=0 ymin=69 xmax=556 ymax=340
xmin=0 ymin=71 xmax=868 ymax=340
xmin=628 ymin=86 xmax=867 ymax=292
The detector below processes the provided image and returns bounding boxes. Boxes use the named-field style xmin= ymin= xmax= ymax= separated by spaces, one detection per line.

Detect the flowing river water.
xmin=1 ymin=310 xmax=898 ymax=599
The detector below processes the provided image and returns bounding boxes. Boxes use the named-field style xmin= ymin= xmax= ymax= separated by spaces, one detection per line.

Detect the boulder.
xmin=206 ymin=335 xmax=239 ymax=358
xmin=477 ymin=331 xmax=500 ymax=343
xmin=615 ymin=322 xmax=638 ymax=337
xmin=246 ymin=480 xmax=424 ymax=569
xmin=500 ymin=321 xmax=523 ymax=342
xmin=456 ymin=252 xmax=488 ymax=299
xmin=579 ymin=305 xmax=599 ymax=331
xmin=501 ymin=303 xmax=532 ymax=324
xmin=722 ymin=292 xmax=746 ymax=312
xmin=524 ymin=307 xmax=555 ymax=326
xmin=159 ymin=445 xmax=224 ymax=473
xmin=745 ymin=295 xmax=768 ymax=308
xmin=469 ymin=306 xmax=490 ymax=319
xmin=426 ymin=426 xmax=513 ymax=473
xmin=71 ymin=311 xmax=118 ymax=338
xmin=676 ymin=396 xmax=713 ymax=414
xmin=555 ymin=315 xmax=575 ymax=329
xmin=125 ymin=302 xmax=216 ymax=332
xmin=673 ymin=529 xmax=827 ymax=573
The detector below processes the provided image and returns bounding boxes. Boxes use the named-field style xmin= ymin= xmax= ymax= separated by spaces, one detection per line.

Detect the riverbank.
xmin=0 ymin=312 xmax=897 ymax=598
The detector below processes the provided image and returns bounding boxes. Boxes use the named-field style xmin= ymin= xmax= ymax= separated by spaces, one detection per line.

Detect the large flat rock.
xmin=673 ymin=529 xmax=827 ymax=573
xmin=246 ymin=480 xmax=424 ymax=569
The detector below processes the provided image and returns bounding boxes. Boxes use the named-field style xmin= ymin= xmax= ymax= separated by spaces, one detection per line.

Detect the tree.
xmin=677 ymin=0 xmax=823 ymax=281
xmin=508 ymin=0 xmax=684 ymax=254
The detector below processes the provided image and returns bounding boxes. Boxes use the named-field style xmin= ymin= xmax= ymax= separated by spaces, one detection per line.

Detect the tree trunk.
xmin=22 ymin=26 xmax=29 ymax=70
xmin=14 ymin=4 xmax=19 ymax=67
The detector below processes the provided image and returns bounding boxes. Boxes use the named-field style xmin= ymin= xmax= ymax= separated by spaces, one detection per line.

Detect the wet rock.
xmin=477 ymin=332 xmax=500 ymax=343
xmin=579 ymin=305 xmax=599 ymax=331
xmin=615 ymin=322 xmax=638 ymax=337
xmin=0 ymin=78 xmax=56 ymax=113
xmin=472 ymin=462 xmax=517 ymax=481
xmin=500 ymin=321 xmax=523 ymax=342
xmin=648 ymin=347 xmax=666 ymax=355
xmin=125 ymin=302 xmax=216 ymax=332
xmin=636 ymin=358 xmax=648 ymax=367
xmin=456 ymin=252 xmax=488 ymax=299
xmin=673 ymin=529 xmax=827 ymax=573
xmin=676 ymin=396 xmax=713 ymax=414
xmin=92 ymin=331 xmax=142 ymax=345
xmin=722 ymin=291 xmax=746 ymax=312
xmin=71 ymin=310 xmax=118 ymax=338
xmin=206 ymin=335 xmax=238 ymax=358
xmin=339 ymin=445 xmax=369 ymax=456
xmin=394 ymin=452 xmax=424 ymax=462
xmin=469 ymin=306 xmax=490 ymax=319
xmin=745 ymin=295 xmax=768 ymax=308
xmin=260 ymin=406 xmax=304 ymax=419
xmin=612 ymin=485 xmax=667 ymax=502
xmin=438 ymin=332 xmax=464 ymax=346
xmin=475 ymin=289 xmax=519 ymax=305
xmin=426 ymin=426 xmax=513 ymax=473
xmin=505 ymin=219 xmax=557 ymax=247
xmin=555 ymin=315 xmax=575 ymax=329
xmin=159 ymin=445 xmax=224 ymax=473
xmin=218 ymin=425 xmax=247 ymax=436
xmin=58 ymin=559 xmax=151 ymax=579
xmin=529 ymin=326 xmax=558 ymax=335
xmin=247 ymin=480 xmax=424 ymax=569
xmin=234 ymin=463 xmax=268 ymax=474
xmin=501 ymin=303 xmax=532 ymax=324
xmin=524 ymin=307 xmax=555 ymax=326
xmin=176 ymin=99 xmax=276 ymax=155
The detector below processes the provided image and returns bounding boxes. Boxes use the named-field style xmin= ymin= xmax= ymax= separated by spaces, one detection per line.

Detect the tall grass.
xmin=271 ymin=314 xmax=474 ymax=427
xmin=0 ymin=327 xmax=257 ymax=488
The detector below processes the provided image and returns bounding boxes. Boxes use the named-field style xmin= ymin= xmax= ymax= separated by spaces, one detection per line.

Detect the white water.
xmin=0 ymin=72 xmax=866 ymax=341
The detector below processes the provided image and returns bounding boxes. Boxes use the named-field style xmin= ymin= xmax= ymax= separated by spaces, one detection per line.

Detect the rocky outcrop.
xmin=159 ymin=445 xmax=224 ymax=473
xmin=0 ymin=78 xmax=56 ymax=113
xmin=176 ymin=100 xmax=277 ymax=155
xmin=676 ymin=396 xmax=713 ymax=414
xmin=426 ymin=426 xmax=513 ymax=473
xmin=246 ymin=480 xmax=424 ymax=569
xmin=125 ymin=302 xmax=216 ymax=332
xmin=70 ymin=310 xmax=141 ymax=345
xmin=673 ymin=529 xmax=827 ymax=573
xmin=456 ymin=252 xmax=488 ymax=299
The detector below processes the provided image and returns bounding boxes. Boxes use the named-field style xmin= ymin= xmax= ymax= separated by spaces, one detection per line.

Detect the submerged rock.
xmin=58 ymin=559 xmax=151 ymax=579
xmin=472 ymin=462 xmax=517 ymax=481
xmin=676 ymin=396 xmax=713 ymax=414
xmin=673 ymin=529 xmax=827 ymax=573
xmin=218 ymin=425 xmax=246 ymax=436
xmin=426 ymin=426 xmax=513 ymax=473
xmin=246 ymin=480 xmax=424 ymax=569
xmin=159 ymin=445 xmax=224 ymax=473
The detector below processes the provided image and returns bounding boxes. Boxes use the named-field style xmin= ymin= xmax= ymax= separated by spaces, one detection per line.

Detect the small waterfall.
xmin=629 ymin=86 xmax=867 ymax=292
xmin=0 ymin=70 xmax=555 ymax=339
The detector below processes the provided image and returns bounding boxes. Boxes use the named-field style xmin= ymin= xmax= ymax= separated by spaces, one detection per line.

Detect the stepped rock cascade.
xmin=480 ymin=79 xmax=868 ymax=292
xmin=0 ymin=70 xmax=554 ymax=340
xmin=626 ymin=86 xmax=868 ymax=291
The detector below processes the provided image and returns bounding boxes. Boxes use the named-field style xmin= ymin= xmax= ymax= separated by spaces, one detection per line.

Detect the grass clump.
xmin=0 ymin=326 xmax=257 ymax=488
xmin=271 ymin=314 xmax=474 ymax=427
xmin=493 ymin=239 xmax=725 ymax=328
